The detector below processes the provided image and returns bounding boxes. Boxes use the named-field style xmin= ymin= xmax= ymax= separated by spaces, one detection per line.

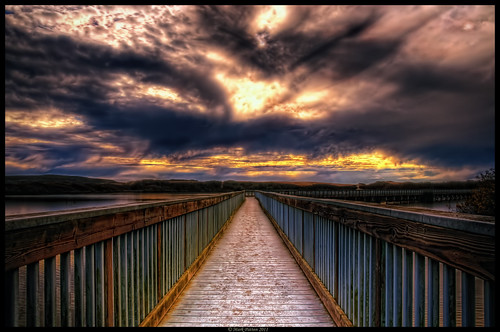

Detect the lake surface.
xmin=4 ymin=193 xmax=216 ymax=216
xmin=394 ymin=200 xmax=463 ymax=212
xmin=5 ymin=193 xmax=464 ymax=216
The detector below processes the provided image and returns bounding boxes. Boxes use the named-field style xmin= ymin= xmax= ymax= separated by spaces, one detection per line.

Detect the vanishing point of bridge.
xmin=5 ymin=191 xmax=495 ymax=327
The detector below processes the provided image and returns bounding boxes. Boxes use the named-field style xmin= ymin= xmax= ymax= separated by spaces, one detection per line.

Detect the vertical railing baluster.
xmin=443 ymin=265 xmax=456 ymax=327
xmin=357 ymin=231 xmax=364 ymax=326
xmin=146 ymin=227 xmax=152 ymax=315
xmin=45 ymin=256 xmax=57 ymax=327
xmin=354 ymin=229 xmax=359 ymax=325
xmin=319 ymin=217 xmax=324 ymax=287
xmin=153 ymin=225 xmax=158 ymax=306
xmin=402 ymin=248 xmax=412 ymax=326
xmin=338 ymin=222 xmax=343 ymax=309
xmin=346 ymin=226 xmax=351 ymax=320
xmin=127 ymin=232 xmax=134 ymax=326
xmin=414 ymin=253 xmax=425 ymax=327
xmin=75 ymin=247 xmax=85 ymax=327
xmin=6 ymin=268 xmax=19 ymax=326
xmin=161 ymin=222 xmax=166 ymax=298
xmin=140 ymin=228 xmax=146 ymax=323
xmin=366 ymin=235 xmax=373 ymax=326
xmin=133 ymin=231 xmax=140 ymax=325
xmin=376 ymin=238 xmax=384 ymax=327
xmin=85 ymin=245 xmax=96 ymax=326
xmin=119 ymin=235 xmax=128 ymax=326
xmin=105 ymin=238 xmax=114 ymax=327
xmin=60 ymin=252 xmax=71 ymax=326
xmin=427 ymin=258 xmax=439 ymax=327
xmin=112 ymin=237 xmax=120 ymax=327
xmin=27 ymin=262 xmax=39 ymax=326
xmin=334 ymin=221 xmax=339 ymax=303
xmin=385 ymin=243 xmax=393 ymax=327
xmin=328 ymin=219 xmax=333 ymax=296
xmin=94 ymin=242 xmax=105 ymax=326
xmin=347 ymin=227 xmax=352 ymax=321
xmin=393 ymin=245 xmax=402 ymax=326
xmin=461 ymin=271 xmax=475 ymax=327
xmin=484 ymin=280 xmax=495 ymax=327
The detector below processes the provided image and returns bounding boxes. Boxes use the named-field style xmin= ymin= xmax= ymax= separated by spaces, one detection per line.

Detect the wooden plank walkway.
xmin=158 ymin=197 xmax=335 ymax=327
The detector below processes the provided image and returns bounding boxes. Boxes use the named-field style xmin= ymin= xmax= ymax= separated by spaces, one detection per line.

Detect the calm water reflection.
xmin=4 ymin=193 xmax=213 ymax=216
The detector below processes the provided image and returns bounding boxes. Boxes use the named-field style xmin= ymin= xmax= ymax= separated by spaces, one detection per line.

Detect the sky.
xmin=4 ymin=5 xmax=495 ymax=184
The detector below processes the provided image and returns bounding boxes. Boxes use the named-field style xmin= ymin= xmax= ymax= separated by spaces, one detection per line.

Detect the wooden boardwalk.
xmin=158 ymin=197 xmax=335 ymax=327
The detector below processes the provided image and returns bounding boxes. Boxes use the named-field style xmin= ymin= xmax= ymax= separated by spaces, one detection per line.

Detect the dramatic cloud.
xmin=5 ymin=5 xmax=495 ymax=183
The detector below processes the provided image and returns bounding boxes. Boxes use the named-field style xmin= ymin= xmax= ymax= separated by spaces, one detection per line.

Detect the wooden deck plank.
xmin=157 ymin=197 xmax=335 ymax=327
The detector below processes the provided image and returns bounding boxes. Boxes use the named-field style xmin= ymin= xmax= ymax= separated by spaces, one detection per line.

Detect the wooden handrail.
xmin=5 ymin=192 xmax=244 ymax=271
xmin=257 ymin=191 xmax=494 ymax=282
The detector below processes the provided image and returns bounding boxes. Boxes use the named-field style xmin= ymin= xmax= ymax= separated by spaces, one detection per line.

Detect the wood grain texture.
xmin=158 ymin=197 xmax=335 ymax=327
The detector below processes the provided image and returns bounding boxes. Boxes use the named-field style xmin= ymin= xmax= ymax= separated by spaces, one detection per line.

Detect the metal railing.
xmin=255 ymin=191 xmax=494 ymax=327
xmin=5 ymin=192 xmax=245 ymax=327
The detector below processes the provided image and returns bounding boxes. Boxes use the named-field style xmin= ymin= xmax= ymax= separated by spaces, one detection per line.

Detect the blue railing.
xmin=255 ymin=191 xmax=494 ymax=327
xmin=5 ymin=192 xmax=245 ymax=327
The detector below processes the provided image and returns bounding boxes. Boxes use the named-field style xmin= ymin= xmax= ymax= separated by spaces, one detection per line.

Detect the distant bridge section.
xmin=269 ymin=189 xmax=473 ymax=204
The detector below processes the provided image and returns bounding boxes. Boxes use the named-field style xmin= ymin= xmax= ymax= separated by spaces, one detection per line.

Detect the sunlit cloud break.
xmin=5 ymin=5 xmax=495 ymax=183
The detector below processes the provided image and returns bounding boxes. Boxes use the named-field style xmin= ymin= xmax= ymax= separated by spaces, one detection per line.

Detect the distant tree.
xmin=457 ymin=168 xmax=495 ymax=216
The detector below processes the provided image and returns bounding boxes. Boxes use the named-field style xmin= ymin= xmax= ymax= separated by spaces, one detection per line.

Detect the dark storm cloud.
xmin=4 ymin=5 xmax=495 ymax=181
xmin=192 ymin=5 xmax=387 ymax=80
xmin=5 ymin=24 xmax=231 ymax=117
xmin=289 ymin=13 xmax=381 ymax=71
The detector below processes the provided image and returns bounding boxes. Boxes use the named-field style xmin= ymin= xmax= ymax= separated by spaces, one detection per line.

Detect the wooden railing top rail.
xmin=257 ymin=191 xmax=495 ymax=281
xmin=5 ymin=191 xmax=244 ymax=271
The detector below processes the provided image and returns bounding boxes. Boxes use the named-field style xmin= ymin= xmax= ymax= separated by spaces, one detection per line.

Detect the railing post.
xmin=427 ymin=258 xmax=439 ymax=327
xmin=414 ymin=253 xmax=425 ymax=327
xmin=105 ymin=238 xmax=114 ymax=326
xmin=402 ymin=248 xmax=412 ymax=326
xmin=95 ymin=241 xmax=105 ymax=326
xmin=45 ymin=256 xmax=57 ymax=327
xmin=5 ymin=268 xmax=19 ymax=327
xmin=60 ymin=251 xmax=71 ymax=326
xmin=119 ymin=235 xmax=128 ymax=326
xmin=75 ymin=247 xmax=85 ymax=326
xmin=393 ymin=246 xmax=402 ymax=326
xmin=374 ymin=238 xmax=383 ymax=327
xmin=157 ymin=223 xmax=162 ymax=306
xmin=334 ymin=221 xmax=339 ymax=303
xmin=443 ymin=265 xmax=456 ymax=327
xmin=27 ymin=262 xmax=39 ymax=326
xmin=127 ymin=232 xmax=134 ymax=326
xmin=462 ymin=271 xmax=476 ymax=327
xmin=312 ymin=212 xmax=316 ymax=273
xmin=484 ymin=280 xmax=495 ymax=327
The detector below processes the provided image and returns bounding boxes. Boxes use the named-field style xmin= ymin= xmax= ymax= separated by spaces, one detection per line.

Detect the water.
xmin=4 ymin=193 xmax=214 ymax=216
xmin=402 ymin=200 xmax=463 ymax=212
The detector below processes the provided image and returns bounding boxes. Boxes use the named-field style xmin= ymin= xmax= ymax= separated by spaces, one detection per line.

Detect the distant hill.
xmin=4 ymin=175 xmax=478 ymax=195
xmin=4 ymin=175 xmax=126 ymax=195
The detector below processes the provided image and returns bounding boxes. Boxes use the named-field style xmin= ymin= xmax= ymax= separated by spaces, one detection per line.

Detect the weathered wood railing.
xmin=5 ymin=191 xmax=245 ymax=327
xmin=255 ymin=191 xmax=495 ymax=327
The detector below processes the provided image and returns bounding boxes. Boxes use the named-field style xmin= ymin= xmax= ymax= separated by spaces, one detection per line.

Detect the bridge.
xmin=4 ymin=191 xmax=495 ymax=327
xmin=267 ymin=189 xmax=473 ymax=204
